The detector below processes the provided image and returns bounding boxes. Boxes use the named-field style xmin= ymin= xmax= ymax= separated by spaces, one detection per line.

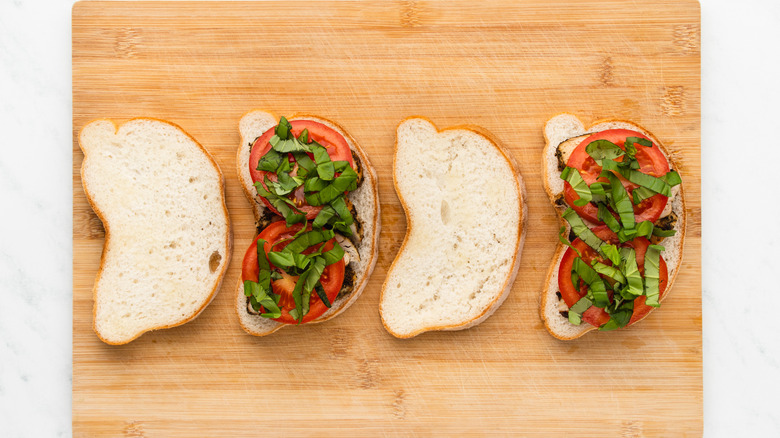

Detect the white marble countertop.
xmin=1 ymin=0 xmax=778 ymax=436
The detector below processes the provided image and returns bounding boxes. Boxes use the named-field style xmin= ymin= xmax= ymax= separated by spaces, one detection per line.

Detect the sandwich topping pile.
xmin=556 ymin=129 xmax=681 ymax=330
xmin=241 ymin=117 xmax=362 ymax=324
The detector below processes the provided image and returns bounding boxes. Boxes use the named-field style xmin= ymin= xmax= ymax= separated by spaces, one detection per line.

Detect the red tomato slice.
xmin=241 ymin=221 xmax=345 ymax=324
xmin=564 ymin=129 xmax=670 ymax=224
xmin=249 ymin=119 xmax=355 ymax=219
xmin=558 ymin=225 xmax=668 ymax=328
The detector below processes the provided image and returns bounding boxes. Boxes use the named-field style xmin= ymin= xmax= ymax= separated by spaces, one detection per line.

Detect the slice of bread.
xmin=235 ymin=111 xmax=380 ymax=336
xmin=79 ymin=118 xmax=231 ymax=345
xmin=541 ymin=114 xmax=687 ymax=340
xmin=380 ymin=117 xmax=527 ymax=338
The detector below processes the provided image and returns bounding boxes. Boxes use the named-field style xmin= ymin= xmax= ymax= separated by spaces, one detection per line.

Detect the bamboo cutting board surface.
xmin=72 ymin=1 xmax=702 ymax=436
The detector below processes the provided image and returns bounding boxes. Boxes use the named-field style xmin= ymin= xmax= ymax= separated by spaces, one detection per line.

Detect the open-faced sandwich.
xmin=235 ymin=111 xmax=379 ymax=336
xmin=541 ymin=114 xmax=686 ymax=340
xmin=380 ymin=117 xmax=526 ymax=338
xmin=79 ymin=118 xmax=231 ymax=345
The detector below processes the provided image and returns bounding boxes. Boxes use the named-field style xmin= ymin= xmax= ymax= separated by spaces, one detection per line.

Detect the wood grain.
xmin=72 ymin=1 xmax=701 ymax=436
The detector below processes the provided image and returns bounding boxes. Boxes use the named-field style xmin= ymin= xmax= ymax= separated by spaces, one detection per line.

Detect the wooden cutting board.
xmin=72 ymin=1 xmax=701 ymax=436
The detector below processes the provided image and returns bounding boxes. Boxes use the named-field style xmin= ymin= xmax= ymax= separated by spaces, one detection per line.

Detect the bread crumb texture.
xmin=382 ymin=118 xmax=521 ymax=336
xmin=80 ymin=119 xmax=228 ymax=344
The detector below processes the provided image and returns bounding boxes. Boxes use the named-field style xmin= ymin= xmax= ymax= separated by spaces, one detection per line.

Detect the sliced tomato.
xmin=558 ymin=225 xmax=668 ymax=328
xmin=564 ymin=129 xmax=670 ymax=224
xmin=241 ymin=221 xmax=345 ymax=324
xmin=249 ymin=119 xmax=355 ymax=219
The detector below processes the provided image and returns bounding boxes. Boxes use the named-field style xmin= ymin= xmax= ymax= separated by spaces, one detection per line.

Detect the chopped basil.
xmin=599 ymin=300 xmax=634 ymax=331
xmin=586 ymin=139 xmax=625 ymax=163
xmin=602 ymin=169 xmax=635 ymax=229
xmin=244 ymin=280 xmax=282 ymax=319
xmin=568 ymin=296 xmax=592 ymax=325
xmin=314 ymin=283 xmax=331 ymax=308
xmin=631 ymin=186 xmax=656 ymax=205
xmin=644 ymin=244 xmax=665 ymax=307
xmin=562 ymin=208 xmax=604 ymax=252
xmin=662 ymin=170 xmax=682 ymax=187
xmin=268 ymin=250 xmax=295 ymax=268
xmin=592 ymin=261 xmax=626 ymax=284
xmin=561 ymin=166 xmax=592 ymax=207
xmin=558 ymin=226 xmax=582 ymax=257
xmin=652 ymin=227 xmax=677 ymax=237
xmin=599 ymin=243 xmax=621 ymax=266
xmin=619 ymin=247 xmax=644 ymax=297
xmin=597 ymin=203 xmax=621 ymax=233
xmin=573 ymin=258 xmax=608 ymax=308
xmin=636 ymin=221 xmax=654 ymax=239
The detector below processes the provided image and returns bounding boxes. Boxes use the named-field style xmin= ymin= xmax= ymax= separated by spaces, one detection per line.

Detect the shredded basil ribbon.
xmin=619 ymin=247 xmax=644 ymax=297
xmin=562 ymin=208 xmax=603 ymax=252
xmin=561 ymin=166 xmax=592 ymax=207
xmin=568 ymin=296 xmax=592 ymax=325
xmin=644 ymin=244 xmax=665 ymax=307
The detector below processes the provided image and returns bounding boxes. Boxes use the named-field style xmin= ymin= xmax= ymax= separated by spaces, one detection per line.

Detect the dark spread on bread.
xmin=655 ymin=212 xmax=678 ymax=231
xmin=344 ymin=197 xmax=364 ymax=244
xmin=555 ymin=146 xmax=566 ymax=172
xmin=556 ymin=291 xmax=562 ymax=300
xmin=256 ymin=208 xmax=278 ymax=234
xmin=351 ymin=149 xmax=364 ymax=187
xmin=555 ymin=195 xmax=566 ymax=207
xmin=559 ymin=310 xmax=569 ymax=318
xmin=337 ymin=264 xmax=356 ymax=300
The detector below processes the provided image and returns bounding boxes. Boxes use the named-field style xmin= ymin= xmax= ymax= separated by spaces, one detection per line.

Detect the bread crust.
xmin=235 ymin=111 xmax=380 ymax=336
xmin=380 ymin=116 xmax=527 ymax=338
xmin=78 ymin=118 xmax=232 ymax=345
xmin=540 ymin=113 xmax=687 ymax=340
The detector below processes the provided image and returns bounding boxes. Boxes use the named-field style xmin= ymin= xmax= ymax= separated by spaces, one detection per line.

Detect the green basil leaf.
xmin=561 ymin=166 xmax=592 ymax=207
xmin=268 ymin=251 xmax=295 ymax=268
xmin=312 ymin=205 xmax=337 ymax=228
xmin=285 ymin=229 xmax=335 ymax=254
xmin=599 ymin=243 xmax=621 ymax=266
xmin=255 ymin=238 xmax=270 ymax=271
xmin=600 ymin=301 xmax=634 ymax=331
xmin=275 ymin=116 xmax=292 ymax=140
xmin=661 ymin=170 xmax=682 ymax=187
xmin=274 ymin=171 xmax=303 ymax=195
xmin=603 ymin=169 xmax=635 ymax=229
xmin=330 ymin=196 xmax=354 ymax=226
xmin=244 ymin=280 xmax=282 ymax=319
xmin=643 ymin=244 xmax=665 ymax=307
xmin=592 ymin=261 xmax=626 ymax=284
xmin=314 ymin=283 xmax=332 ymax=309
xmin=305 ymin=166 xmax=358 ymax=206
xmin=586 ymin=139 xmax=625 ymax=163
xmin=636 ymin=220 xmax=654 ymax=239
xmin=298 ymin=128 xmax=309 ymax=144
xmin=256 ymin=149 xmax=284 ymax=172
xmin=568 ymin=296 xmax=593 ymax=325
xmin=621 ymin=169 xmax=672 ymax=197
xmin=292 ymin=152 xmax=316 ymax=178
xmin=619 ymin=247 xmax=644 ymax=297
xmin=652 ymin=227 xmax=677 ymax=237
xmin=597 ymin=203 xmax=621 ymax=233
xmin=322 ymin=242 xmax=345 ymax=265
xmin=589 ymin=279 xmax=610 ymax=309
xmin=558 ymin=226 xmax=582 ymax=258
xmin=617 ymin=227 xmax=637 ymax=243
xmin=562 ymin=208 xmax=604 ymax=252
xmin=631 ymin=186 xmax=656 ymax=205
